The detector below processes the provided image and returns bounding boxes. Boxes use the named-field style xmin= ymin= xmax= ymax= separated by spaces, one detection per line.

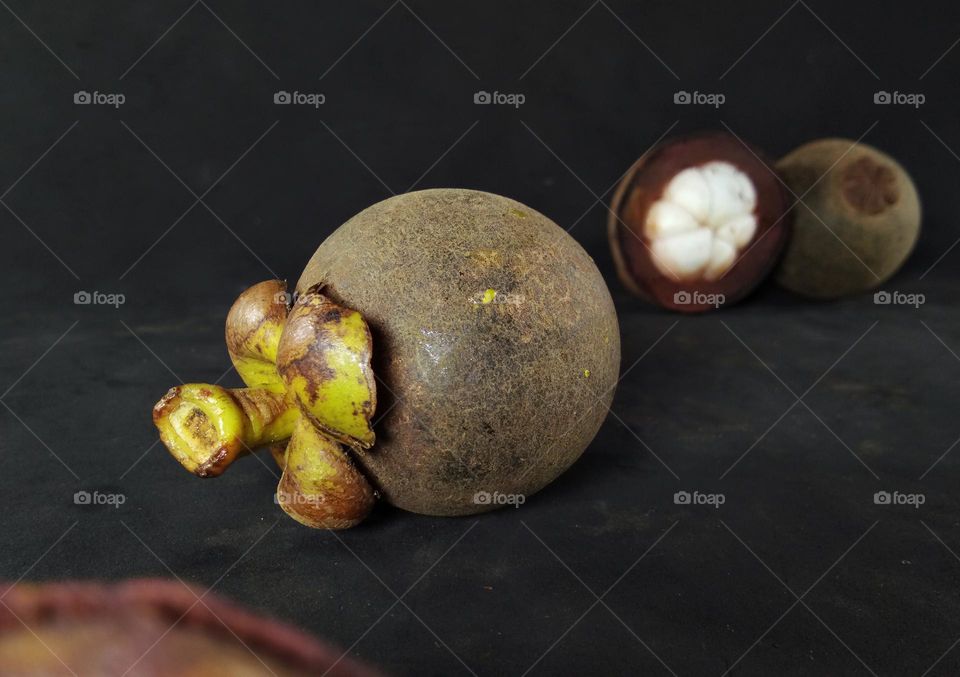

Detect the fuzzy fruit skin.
xmin=775 ymin=138 xmax=921 ymax=298
xmin=608 ymin=132 xmax=791 ymax=313
xmin=297 ymin=189 xmax=620 ymax=517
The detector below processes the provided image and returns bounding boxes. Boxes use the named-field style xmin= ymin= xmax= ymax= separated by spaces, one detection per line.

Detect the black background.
xmin=2 ymin=1 xmax=959 ymax=675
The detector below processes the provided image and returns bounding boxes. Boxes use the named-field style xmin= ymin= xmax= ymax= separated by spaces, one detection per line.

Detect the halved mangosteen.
xmin=608 ymin=132 xmax=791 ymax=312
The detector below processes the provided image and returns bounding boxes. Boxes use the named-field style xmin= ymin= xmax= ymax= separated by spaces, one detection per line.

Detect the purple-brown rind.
xmin=608 ymin=131 xmax=791 ymax=313
xmin=0 ymin=579 xmax=383 ymax=676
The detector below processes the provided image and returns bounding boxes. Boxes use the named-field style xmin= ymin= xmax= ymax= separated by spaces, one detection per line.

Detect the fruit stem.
xmin=153 ymin=384 xmax=298 ymax=477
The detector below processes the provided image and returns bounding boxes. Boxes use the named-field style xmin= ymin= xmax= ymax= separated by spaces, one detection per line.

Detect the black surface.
xmin=1 ymin=2 xmax=959 ymax=675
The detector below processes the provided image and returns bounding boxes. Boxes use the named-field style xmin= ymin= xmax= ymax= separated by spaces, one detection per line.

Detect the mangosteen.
xmin=0 ymin=579 xmax=380 ymax=676
xmin=608 ymin=132 xmax=792 ymax=312
xmin=296 ymin=189 xmax=621 ymax=517
xmin=775 ymin=138 xmax=921 ymax=298
xmin=153 ymin=189 xmax=621 ymax=526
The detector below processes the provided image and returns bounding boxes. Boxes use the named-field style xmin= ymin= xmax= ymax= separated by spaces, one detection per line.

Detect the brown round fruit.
xmin=775 ymin=138 xmax=921 ymax=298
xmin=608 ymin=132 xmax=791 ymax=312
xmin=297 ymin=189 xmax=620 ymax=516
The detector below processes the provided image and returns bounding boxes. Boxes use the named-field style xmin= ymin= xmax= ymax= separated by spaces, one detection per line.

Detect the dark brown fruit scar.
xmin=840 ymin=156 xmax=899 ymax=215
xmin=276 ymin=285 xmax=377 ymax=451
xmin=276 ymin=416 xmax=376 ymax=529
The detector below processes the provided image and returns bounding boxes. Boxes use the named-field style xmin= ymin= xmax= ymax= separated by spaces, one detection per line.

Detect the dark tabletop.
xmin=1 ymin=1 xmax=959 ymax=675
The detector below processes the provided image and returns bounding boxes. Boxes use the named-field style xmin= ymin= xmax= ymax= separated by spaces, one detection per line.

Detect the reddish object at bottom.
xmin=0 ymin=579 xmax=383 ymax=677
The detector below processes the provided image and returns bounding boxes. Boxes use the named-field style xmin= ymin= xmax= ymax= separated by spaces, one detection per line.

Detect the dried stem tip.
xmin=153 ymin=384 xmax=298 ymax=477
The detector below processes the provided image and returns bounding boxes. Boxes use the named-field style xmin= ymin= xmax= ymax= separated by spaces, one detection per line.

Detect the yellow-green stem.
xmin=153 ymin=384 xmax=298 ymax=477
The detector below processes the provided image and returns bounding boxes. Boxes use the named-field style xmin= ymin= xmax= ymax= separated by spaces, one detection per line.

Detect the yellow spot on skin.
xmin=583 ymin=369 xmax=590 ymax=378
xmin=482 ymin=289 xmax=497 ymax=304
xmin=510 ymin=208 xmax=528 ymax=218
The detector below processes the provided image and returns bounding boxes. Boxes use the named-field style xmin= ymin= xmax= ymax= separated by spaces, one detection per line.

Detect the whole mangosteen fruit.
xmin=774 ymin=138 xmax=921 ymax=298
xmin=153 ymin=189 xmax=621 ymax=526
xmin=298 ymin=189 xmax=620 ymax=516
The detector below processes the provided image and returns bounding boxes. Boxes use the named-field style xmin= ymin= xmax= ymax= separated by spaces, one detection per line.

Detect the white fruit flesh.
xmin=645 ymin=162 xmax=757 ymax=281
